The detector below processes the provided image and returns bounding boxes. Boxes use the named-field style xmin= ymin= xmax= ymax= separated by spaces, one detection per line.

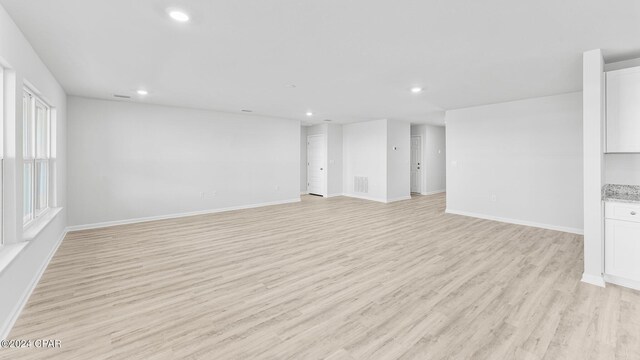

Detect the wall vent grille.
xmin=354 ymin=176 xmax=369 ymax=193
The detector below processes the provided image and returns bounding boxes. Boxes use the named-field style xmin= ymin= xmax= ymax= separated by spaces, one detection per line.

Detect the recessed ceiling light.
xmin=168 ymin=10 xmax=190 ymax=22
xmin=241 ymin=109 xmax=253 ymax=112
xmin=410 ymin=87 xmax=423 ymax=93
xmin=306 ymin=111 xmax=313 ymax=117
xmin=137 ymin=89 xmax=148 ymax=95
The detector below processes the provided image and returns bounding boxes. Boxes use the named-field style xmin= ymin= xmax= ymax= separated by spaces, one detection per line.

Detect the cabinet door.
xmin=606 ymin=67 xmax=640 ymax=153
xmin=605 ymin=219 xmax=640 ymax=280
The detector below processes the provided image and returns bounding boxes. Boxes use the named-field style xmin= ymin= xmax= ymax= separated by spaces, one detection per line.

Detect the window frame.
xmin=23 ymin=88 xmax=51 ymax=228
xmin=0 ymin=67 xmax=4 ymax=247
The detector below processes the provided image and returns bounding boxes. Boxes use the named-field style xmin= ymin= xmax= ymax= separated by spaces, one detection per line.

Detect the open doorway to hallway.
xmin=410 ymin=124 xmax=447 ymax=196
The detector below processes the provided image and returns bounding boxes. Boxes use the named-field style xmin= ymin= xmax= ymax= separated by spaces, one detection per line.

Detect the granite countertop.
xmin=602 ymin=184 xmax=640 ymax=204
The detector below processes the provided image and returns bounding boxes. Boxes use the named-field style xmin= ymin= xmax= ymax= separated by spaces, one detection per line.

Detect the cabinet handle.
xmin=632 ymin=211 xmax=637 ymax=216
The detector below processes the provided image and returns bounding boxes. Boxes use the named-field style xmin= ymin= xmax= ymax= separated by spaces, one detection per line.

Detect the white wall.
xmin=386 ymin=120 xmax=410 ymax=201
xmin=411 ymin=124 xmax=446 ymax=194
xmin=0 ymin=3 xmax=68 ymax=336
xmin=343 ymin=119 xmax=410 ymax=203
xmin=300 ymin=125 xmax=307 ymax=193
xmin=68 ymin=96 xmax=300 ymax=227
xmin=446 ymin=92 xmax=583 ymax=234
xmin=343 ymin=119 xmax=388 ymax=202
xmin=605 ymin=154 xmax=640 ymax=185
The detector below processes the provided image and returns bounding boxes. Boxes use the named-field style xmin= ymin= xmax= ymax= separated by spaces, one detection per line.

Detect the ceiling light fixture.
xmin=168 ymin=10 xmax=190 ymax=22
xmin=306 ymin=111 xmax=313 ymax=117
xmin=410 ymin=87 xmax=423 ymax=93
xmin=137 ymin=89 xmax=148 ymax=95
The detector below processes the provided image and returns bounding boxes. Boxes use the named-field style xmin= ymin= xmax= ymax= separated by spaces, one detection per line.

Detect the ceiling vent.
xmin=113 ymin=94 xmax=131 ymax=99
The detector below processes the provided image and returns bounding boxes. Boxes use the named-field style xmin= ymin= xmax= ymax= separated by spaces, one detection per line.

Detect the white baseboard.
xmin=300 ymin=191 xmax=308 ymax=195
xmin=1 ymin=229 xmax=68 ymax=339
xmin=343 ymin=193 xmax=387 ymax=203
xmin=67 ymin=198 xmax=301 ymax=232
xmin=386 ymin=195 xmax=412 ymax=203
xmin=445 ymin=208 xmax=584 ymax=235
xmin=343 ymin=193 xmax=412 ymax=204
xmin=421 ymin=189 xmax=446 ymax=196
xmin=326 ymin=193 xmax=345 ymax=198
xmin=604 ymin=274 xmax=640 ymax=291
xmin=582 ymin=273 xmax=606 ymax=288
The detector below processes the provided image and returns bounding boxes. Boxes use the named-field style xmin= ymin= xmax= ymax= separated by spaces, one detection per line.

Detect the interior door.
xmin=307 ymin=134 xmax=326 ymax=196
xmin=410 ymin=135 xmax=422 ymax=193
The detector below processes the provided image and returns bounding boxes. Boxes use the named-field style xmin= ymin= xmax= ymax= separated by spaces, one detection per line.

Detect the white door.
xmin=307 ymin=135 xmax=326 ymax=196
xmin=410 ymin=136 xmax=422 ymax=193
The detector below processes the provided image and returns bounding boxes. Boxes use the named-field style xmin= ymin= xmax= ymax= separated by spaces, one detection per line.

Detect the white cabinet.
xmin=606 ymin=66 xmax=640 ymax=153
xmin=605 ymin=202 xmax=640 ymax=287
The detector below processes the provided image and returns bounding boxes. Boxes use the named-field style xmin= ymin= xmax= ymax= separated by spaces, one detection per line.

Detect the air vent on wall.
xmin=354 ymin=176 xmax=369 ymax=193
xmin=113 ymin=94 xmax=131 ymax=99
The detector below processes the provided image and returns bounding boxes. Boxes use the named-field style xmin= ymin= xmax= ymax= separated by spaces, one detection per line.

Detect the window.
xmin=0 ymin=67 xmax=3 ymax=246
xmin=23 ymin=89 xmax=51 ymax=226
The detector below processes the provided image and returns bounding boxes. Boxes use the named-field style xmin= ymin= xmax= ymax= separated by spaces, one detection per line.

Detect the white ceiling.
xmin=1 ymin=0 xmax=639 ymax=125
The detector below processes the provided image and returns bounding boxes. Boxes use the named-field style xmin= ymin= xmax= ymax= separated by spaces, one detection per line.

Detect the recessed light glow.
xmin=411 ymin=87 xmax=423 ymax=93
xmin=306 ymin=111 xmax=313 ymax=117
xmin=137 ymin=89 xmax=148 ymax=95
xmin=169 ymin=10 xmax=190 ymax=22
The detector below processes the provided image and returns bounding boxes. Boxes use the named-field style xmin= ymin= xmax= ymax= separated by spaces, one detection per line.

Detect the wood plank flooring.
xmin=2 ymin=193 xmax=640 ymax=359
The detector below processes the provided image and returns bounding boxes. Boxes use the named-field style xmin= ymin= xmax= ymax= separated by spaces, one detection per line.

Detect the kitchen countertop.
xmin=602 ymin=184 xmax=640 ymax=204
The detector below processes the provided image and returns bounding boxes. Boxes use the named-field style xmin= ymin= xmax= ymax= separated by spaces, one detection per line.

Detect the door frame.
xmin=410 ymin=135 xmax=423 ymax=194
xmin=306 ymin=134 xmax=327 ymax=197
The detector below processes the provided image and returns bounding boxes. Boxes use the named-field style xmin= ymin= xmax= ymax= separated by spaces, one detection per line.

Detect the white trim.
xmin=421 ymin=189 xmax=445 ymax=196
xmin=582 ymin=273 xmax=606 ymax=287
xmin=0 ymin=229 xmax=67 ymax=339
xmin=67 ymin=198 xmax=301 ymax=232
xmin=604 ymin=274 xmax=640 ymax=291
xmin=343 ymin=193 xmax=386 ymax=203
xmin=300 ymin=191 xmax=308 ymax=195
xmin=343 ymin=193 xmax=412 ymax=204
xmin=445 ymin=208 xmax=584 ymax=235
xmin=386 ymin=195 xmax=412 ymax=203
xmin=581 ymin=273 xmax=606 ymax=287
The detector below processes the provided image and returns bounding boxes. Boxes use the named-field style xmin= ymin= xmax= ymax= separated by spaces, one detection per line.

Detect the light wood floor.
xmin=3 ymin=193 xmax=640 ymax=360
